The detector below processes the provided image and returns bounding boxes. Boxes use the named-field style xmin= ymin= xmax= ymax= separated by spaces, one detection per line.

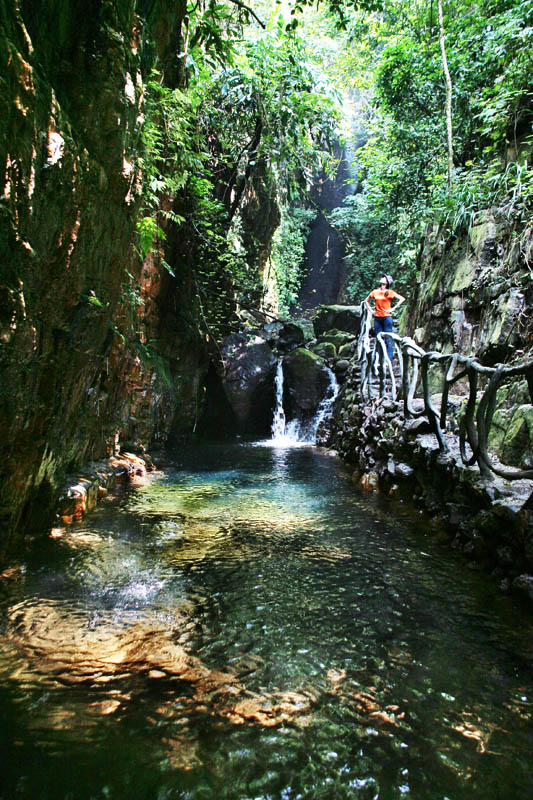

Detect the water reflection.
xmin=1 ymin=443 xmax=533 ymax=799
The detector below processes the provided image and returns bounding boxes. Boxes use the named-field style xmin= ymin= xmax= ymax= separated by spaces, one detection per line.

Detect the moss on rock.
xmin=501 ymin=404 xmax=533 ymax=469
xmin=312 ymin=342 xmax=337 ymax=359
xmin=319 ymin=329 xmax=355 ymax=349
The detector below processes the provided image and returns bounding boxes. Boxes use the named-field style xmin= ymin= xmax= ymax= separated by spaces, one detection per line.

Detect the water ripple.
xmin=1 ymin=443 xmax=533 ymax=799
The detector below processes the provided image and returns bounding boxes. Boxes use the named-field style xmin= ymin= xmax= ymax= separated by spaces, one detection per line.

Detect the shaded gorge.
xmin=1 ymin=442 xmax=533 ymax=799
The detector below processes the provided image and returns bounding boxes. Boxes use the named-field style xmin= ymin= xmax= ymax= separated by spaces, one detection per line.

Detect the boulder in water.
xmin=219 ymin=334 xmax=276 ymax=429
xmin=283 ymin=348 xmax=331 ymax=414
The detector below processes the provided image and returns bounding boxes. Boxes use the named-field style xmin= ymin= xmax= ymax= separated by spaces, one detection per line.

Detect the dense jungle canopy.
xmin=132 ymin=0 xmax=532 ymax=323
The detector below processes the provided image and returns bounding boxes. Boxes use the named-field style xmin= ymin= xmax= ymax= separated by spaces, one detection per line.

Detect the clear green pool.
xmin=1 ymin=442 xmax=532 ymax=799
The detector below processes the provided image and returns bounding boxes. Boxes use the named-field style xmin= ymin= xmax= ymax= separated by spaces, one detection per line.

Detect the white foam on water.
xmin=260 ymin=359 xmax=339 ymax=448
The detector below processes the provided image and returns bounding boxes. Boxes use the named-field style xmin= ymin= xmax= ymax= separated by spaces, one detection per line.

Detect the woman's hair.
xmin=381 ymin=274 xmax=394 ymax=289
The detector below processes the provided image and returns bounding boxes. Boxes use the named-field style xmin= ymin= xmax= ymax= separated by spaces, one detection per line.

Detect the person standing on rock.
xmin=364 ymin=275 xmax=405 ymax=362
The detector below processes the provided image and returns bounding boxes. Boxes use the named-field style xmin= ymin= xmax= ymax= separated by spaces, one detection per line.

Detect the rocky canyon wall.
xmin=406 ymin=211 xmax=532 ymax=367
xmin=0 ymin=1 xmax=206 ymax=551
xmin=404 ymin=211 xmax=533 ymax=462
xmin=297 ymin=148 xmax=353 ymax=310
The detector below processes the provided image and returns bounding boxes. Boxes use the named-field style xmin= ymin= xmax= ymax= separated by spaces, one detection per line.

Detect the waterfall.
xmin=287 ymin=367 xmax=339 ymax=444
xmin=270 ymin=360 xmax=287 ymax=440
xmin=309 ymin=367 xmax=340 ymax=442
xmin=267 ymin=360 xmax=339 ymax=446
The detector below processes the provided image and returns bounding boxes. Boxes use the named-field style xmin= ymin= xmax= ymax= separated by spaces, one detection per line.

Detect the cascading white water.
xmin=268 ymin=360 xmax=300 ymax=446
xmin=309 ymin=367 xmax=340 ymax=441
xmin=268 ymin=360 xmax=339 ymax=446
xmin=286 ymin=366 xmax=339 ymax=444
xmin=270 ymin=360 xmax=287 ymax=440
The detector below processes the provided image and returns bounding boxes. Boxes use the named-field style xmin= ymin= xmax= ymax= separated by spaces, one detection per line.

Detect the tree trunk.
xmin=438 ymin=0 xmax=454 ymax=189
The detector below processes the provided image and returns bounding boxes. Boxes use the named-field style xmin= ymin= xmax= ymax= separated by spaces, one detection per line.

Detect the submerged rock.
xmin=7 ymin=600 xmax=316 ymax=732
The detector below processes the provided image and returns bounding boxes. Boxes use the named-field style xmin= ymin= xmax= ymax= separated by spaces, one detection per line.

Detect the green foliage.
xmin=135 ymin=75 xmax=204 ymax=265
xmin=186 ymin=175 xmax=262 ymax=340
xmin=136 ymin=216 xmax=165 ymax=259
xmin=330 ymin=0 xmax=533 ymax=302
xmin=132 ymin=9 xmax=342 ymax=344
xmin=331 ymin=195 xmax=394 ymax=301
xmin=133 ymin=339 xmax=174 ymax=389
xmin=132 ymin=0 xmax=531 ymax=334
xmin=157 ymin=23 xmax=340 ymax=338
xmin=287 ymin=0 xmax=386 ymax=29
xmin=436 ymin=158 xmax=533 ymax=232
xmin=86 ymin=293 xmax=104 ymax=309
xmin=186 ymin=21 xmax=340 ymax=335
xmin=244 ymin=25 xmax=340 ymax=190
xmin=203 ymin=22 xmax=340 ymax=204
xmin=271 ymin=205 xmax=317 ymax=314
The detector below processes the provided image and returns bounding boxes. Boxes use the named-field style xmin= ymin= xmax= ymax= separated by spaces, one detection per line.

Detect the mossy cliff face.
xmin=0 ymin=2 xmax=205 ymax=550
xmin=401 ymin=212 xmax=533 ymax=465
xmin=407 ymin=212 xmax=532 ymax=364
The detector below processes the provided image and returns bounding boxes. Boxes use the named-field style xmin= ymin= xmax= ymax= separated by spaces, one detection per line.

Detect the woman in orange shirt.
xmin=364 ymin=275 xmax=405 ymax=361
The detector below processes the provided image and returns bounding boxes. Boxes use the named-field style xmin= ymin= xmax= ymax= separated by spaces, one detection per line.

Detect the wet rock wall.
xmin=0 ymin=1 xmax=205 ymax=551
xmin=297 ymin=147 xmax=353 ymax=310
xmin=407 ymin=212 xmax=533 ymax=366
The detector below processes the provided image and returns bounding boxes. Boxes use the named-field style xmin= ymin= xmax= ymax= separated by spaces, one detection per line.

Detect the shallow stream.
xmin=1 ymin=442 xmax=533 ymax=799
